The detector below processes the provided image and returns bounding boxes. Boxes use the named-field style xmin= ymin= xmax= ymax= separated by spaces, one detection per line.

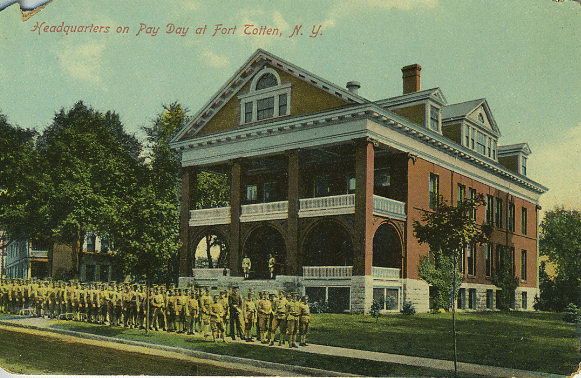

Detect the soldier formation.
xmin=0 ymin=278 xmax=311 ymax=347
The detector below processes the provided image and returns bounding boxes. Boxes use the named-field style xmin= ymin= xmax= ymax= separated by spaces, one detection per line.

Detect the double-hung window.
xmin=239 ymin=68 xmax=291 ymax=124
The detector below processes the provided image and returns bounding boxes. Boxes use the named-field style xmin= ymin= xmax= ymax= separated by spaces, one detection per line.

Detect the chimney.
xmin=401 ymin=64 xmax=421 ymax=94
xmin=346 ymin=81 xmax=361 ymax=95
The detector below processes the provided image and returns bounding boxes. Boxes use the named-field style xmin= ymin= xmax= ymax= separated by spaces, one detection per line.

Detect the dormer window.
xmin=429 ymin=105 xmax=439 ymax=131
xmin=239 ymin=68 xmax=291 ymax=124
xmin=521 ymin=156 xmax=527 ymax=176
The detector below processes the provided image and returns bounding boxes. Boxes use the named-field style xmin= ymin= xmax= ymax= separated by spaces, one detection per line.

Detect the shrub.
xmin=370 ymin=299 xmax=383 ymax=321
xmin=401 ymin=301 xmax=416 ymax=315
xmin=310 ymin=300 xmax=329 ymax=314
xmin=562 ymin=303 xmax=580 ymax=323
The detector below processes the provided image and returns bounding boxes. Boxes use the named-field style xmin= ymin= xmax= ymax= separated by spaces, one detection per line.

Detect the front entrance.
xmin=242 ymin=225 xmax=286 ymax=279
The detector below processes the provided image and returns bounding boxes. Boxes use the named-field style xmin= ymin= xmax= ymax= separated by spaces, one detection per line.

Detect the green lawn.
xmin=47 ymin=311 xmax=579 ymax=376
xmin=0 ymin=327 xmax=257 ymax=376
xmin=308 ymin=311 xmax=579 ymax=375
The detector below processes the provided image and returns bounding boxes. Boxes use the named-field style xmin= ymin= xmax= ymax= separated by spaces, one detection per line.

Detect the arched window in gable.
xmin=238 ymin=67 xmax=292 ymax=124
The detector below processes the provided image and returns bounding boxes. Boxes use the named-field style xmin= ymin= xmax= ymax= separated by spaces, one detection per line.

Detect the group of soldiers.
xmin=0 ymin=278 xmax=311 ymax=347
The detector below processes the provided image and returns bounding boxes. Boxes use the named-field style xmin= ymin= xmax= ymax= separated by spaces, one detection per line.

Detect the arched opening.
xmin=302 ymin=221 xmax=353 ymax=266
xmin=242 ymin=225 xmax=286 ymax=279
xmin=193 ymin=231 xmax=229 ymax=269
xmin=372 ymin=223 xmax=403 ymax=270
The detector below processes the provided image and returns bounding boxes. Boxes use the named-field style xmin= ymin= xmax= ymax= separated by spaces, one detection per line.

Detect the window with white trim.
xmin=239 ymin=68 xmax=291 ymax=124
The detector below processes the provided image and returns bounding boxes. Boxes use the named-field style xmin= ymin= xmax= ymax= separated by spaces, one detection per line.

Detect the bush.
xmin=401 ymin=301 xmax=416 ymax=315
xmin=310 ymin=300 xmax=330 ymax=314
xmin=562 ymin=303 xmax=580 ymax=323
xmin=370 ymin=299 xmax=383 ymax=321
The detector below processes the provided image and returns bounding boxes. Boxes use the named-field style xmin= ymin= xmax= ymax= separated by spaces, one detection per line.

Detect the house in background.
xmin=170 ymin=49 xmax=547 ymax=313
xmin=49 ymin=233 xmax=116 ymax=282
xmin=5 ymin=237 xmax=49 ymax=279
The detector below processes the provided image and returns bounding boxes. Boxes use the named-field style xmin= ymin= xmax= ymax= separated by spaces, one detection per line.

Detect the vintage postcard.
xmin=0 ymin=0 xmax=580 ymax=377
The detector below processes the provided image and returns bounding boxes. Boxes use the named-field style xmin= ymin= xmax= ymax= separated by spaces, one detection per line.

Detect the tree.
xmin=35 ymin=102 xmax=142 ymax=270
xmin=414 ymin=194 xmax=490 ymax=310
xmin=0 ymin=113 xmax=44 ymax=240
xmin=539 ymin=208 xmax=581 ymax=310
xmin=413 ymin=194 xmax=490 ymax=377
xmin=491 ymin=246 xmax=518 ymax=311
xmin=113 ymin=102 xmax=186 ymax=286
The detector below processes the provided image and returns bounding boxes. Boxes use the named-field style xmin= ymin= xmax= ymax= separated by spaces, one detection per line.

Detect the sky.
xmin=1 ymin=0 xmax=580 ymax=215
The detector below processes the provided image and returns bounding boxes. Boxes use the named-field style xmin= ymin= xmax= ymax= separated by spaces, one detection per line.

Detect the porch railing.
xmin=299 ymin=194 xmax=355 ymax=218
xmin=372 ymin=195 xmax=406 ymax=220
xmin=189 ymin=207 xmax=231 ymax=226
xmin=240 ymin=200 xmax=288 ymax=222
xmin=303 ymin=265 xmax=353 ymax=278
xmin=191 ymin=268 xmax=230 ymax=279
xmin=372 ymin=266 xmax=401 ymax=279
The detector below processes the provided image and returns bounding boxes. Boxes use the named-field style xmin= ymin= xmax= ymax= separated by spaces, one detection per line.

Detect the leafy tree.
xmin=0 ymin=114 xmax=44 ymax=240
xmin=113 ymin=102 xmax=186 ymax=286
xmin=539 ymin=207 xmax=581 ymax=310
xmin=413 ymin=194 xmax=489 ymax=378
xmin=35 ymin=102 xmax=141 ymax=257
xmin=195 ymin=171 xmax=230 ymax=209
xmin=414 ymin=194 xmax=490 ymax=310
xmin=491 ymin=246 xmax=518 ymax=311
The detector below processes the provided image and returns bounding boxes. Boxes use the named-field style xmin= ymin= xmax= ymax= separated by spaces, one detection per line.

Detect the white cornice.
xmin=173 ymin=102 xmax=547 ymax=199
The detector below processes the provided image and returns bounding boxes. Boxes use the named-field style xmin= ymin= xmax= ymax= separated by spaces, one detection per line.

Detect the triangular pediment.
xmin=171 ymin=49 xmax=366 ymax=143
xmin=442 ymin=99 xmax=501 ymax=137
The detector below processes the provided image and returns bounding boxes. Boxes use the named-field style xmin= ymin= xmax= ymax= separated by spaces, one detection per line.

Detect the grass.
xmin=308 ymin=311 xmax=580 ymax=375
xmin=50 ymin=311 xmax=581 ymax=376
xmin=49 ymin=321 xmax=458 ymax=377
xmin=0 ymin=327 xmax=258 ymax=376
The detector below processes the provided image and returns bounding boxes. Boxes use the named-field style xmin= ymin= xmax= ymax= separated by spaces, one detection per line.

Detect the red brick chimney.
xmin=401 ymin=64 xmax=421 ymax=94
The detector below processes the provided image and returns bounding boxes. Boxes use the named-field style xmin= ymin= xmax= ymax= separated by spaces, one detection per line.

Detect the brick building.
xmin=170 ymin=50 xmax=547 ymax=313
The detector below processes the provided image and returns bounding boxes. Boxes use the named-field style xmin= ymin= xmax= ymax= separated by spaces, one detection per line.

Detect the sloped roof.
xmin=171 ymin=49 xmax=368 ymax=143
xmin=442 ymin=98 xmax=501 ymax=137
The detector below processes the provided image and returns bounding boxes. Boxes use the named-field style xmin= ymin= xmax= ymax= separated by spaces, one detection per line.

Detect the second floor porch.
xmin=189 ymin=193 xmax=406 ymax=226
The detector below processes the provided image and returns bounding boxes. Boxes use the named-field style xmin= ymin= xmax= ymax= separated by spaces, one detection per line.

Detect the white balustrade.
xmin=302 ymin=265 xmax=353 ymax=278
xmin=371 ymin=266 xmax=401 ymax=279
xmin=189 ymin=207 xmax=231 ymax=226
xmin=30 ymin=250 xmax=48 ymax=258
xmin=240 ymin=200 xmax=288 ymax=222
xmin=299 ymin=194 xmax=355 ymax=218
xmin=372 ymin=195 xmax=406 ymax=220
xmin=191 ymin=268 xmax=230 ymax=279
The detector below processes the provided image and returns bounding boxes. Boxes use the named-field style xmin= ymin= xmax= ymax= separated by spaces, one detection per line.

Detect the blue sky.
xmin=1 ymin=0 xmax=579 ymax=213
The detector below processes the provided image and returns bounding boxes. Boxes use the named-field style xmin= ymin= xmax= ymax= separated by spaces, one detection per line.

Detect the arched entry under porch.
xmin=192 ymin=229 xmax=229 ymax=270
xmin=372 ymin=222 xmax=403 ymax=271
xmin=302 ymin=220 xmax=354 ymax=267
xmin=242 ymin=225 xmax=286 ymax=279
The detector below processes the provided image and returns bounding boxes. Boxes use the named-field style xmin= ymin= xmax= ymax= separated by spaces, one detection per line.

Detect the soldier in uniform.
xmin=242 ymin=255 xmax=251 ymax=280
xmin=285 ymin=293 xmax=300 ymax=348
xmin=150 ymin=287 xmax=164 ymax=331
xmin=298 ymin=295 xmax=311 ymax=346
xmin=228 ymin=286 xmax=244 ymax=340
xmin=269 ymin=291 xmax=288 ymax=346
xmin=175 ymin=288 xmax=186 ymax=333
xmin=242 ymin=291 xmax=257 ymax=341
xmin=268 ymin=254 xmax=276 ymax=279
xmin=257 ymin=291 xmax=273 ymax=344
xmin=199 ymin=286 xmax=212 ymax=337
xmin=218 ymin=290 xmax=229 ymax=335
xmin=209 ymin=294 xmax=226 ymax=342
xmin=185 ymin=288 xmax=199 ymax=335
xmin=122 ymin=284 xmax=133 ymax=328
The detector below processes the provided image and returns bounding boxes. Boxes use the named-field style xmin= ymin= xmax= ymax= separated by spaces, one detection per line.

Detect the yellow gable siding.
xmin=276 ymin=68 xmax=350 ymax=116
xmin=195 ymin=65 xmax=350 ymax=137
xmin=392 ymin=104 xmax=425 ymax=127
